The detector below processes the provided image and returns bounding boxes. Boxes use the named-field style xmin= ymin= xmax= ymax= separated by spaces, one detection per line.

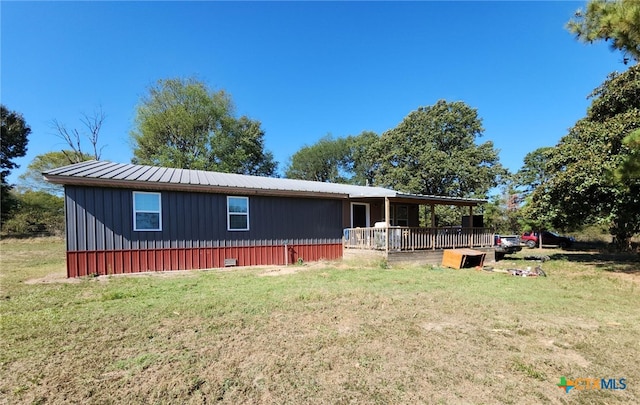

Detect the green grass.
xmin=1 ymin=238 xmax=639 ymax=404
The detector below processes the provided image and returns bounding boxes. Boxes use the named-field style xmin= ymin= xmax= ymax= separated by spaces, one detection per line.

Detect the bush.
xmin=1 ymin=190 xmax=64 ymax=236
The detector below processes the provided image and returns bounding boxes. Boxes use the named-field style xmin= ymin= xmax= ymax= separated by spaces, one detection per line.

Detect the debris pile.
xmin=523 ymin=255 xmax=551 ymax=262
xmin=508 ymin=266 xmax=546 ymax=277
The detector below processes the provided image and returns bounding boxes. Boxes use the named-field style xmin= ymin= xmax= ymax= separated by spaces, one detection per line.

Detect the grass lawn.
xmin=1 ymin=238 xmax=639 ymax=404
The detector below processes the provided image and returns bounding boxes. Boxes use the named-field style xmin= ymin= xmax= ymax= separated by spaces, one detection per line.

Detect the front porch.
xmin=343 ymin=225 xmax=495 ymax=266
xmin=343 ymin=226 xmax=494 ymax=251
xmin=342 ymin=192 xmax=496 ymax=266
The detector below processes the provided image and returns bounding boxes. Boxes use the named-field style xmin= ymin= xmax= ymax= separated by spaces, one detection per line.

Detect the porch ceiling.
xmin=392 ymin=193 xmax=486 ymax=207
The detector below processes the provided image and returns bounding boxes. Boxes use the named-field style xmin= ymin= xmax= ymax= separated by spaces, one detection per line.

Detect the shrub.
xmin=1 ymin=190 xmax=64 ymax=236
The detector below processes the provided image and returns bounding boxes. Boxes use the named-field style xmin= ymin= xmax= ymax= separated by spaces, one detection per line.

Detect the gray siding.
xmin=65 ymin=186 xmax=344 ymax=251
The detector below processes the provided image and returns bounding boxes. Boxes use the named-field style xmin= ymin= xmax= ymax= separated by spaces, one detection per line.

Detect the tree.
xmin=1 ymin=190 xmax=64 ymax=236
xmin=514 ymin=147 xmax=553 ymax=195
xmin=567 ymin=0 xmax=640 ymax=63
xmin=52 ymin=107 xmax=106 ymax=162
xmin=615 ymin=129 xmax=640 ymax=182
xmin=131 ymin=77 xmax=277 ymax=176
xmin=285 ymin=135 xmax=351 ymax=182
xmin=523 ymin=65 xmax=640 ymax=250
xmin=345 ymin=131 xmax=380 ymax=186
xmin=512 ymin=147 xmax=553 ymax=219
xmin=285 ymin=131 xmax=380 ymax=185
xmin=482 ymin=192 xmax=522 ymax=234
xmin=19 ymin=150 xmax=94 ymax=195
xmin=372 ymin=100 xmax=506 ymax=197
xmin=209 ymin=116 xmax=277 ymax=176
xmin=1 ymin=105 xmax=30 ymax=221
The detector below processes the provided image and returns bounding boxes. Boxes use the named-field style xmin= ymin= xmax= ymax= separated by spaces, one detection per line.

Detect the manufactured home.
xmin=44 ymin=160 xmax=494 ymax=277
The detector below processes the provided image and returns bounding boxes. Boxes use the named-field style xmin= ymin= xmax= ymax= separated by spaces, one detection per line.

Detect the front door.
xmin=351 ymin=203 xmax=370 ymax=228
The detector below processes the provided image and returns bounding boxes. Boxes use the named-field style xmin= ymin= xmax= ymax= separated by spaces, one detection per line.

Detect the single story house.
xmin=44 ymin=160 xmax=492 ymax=277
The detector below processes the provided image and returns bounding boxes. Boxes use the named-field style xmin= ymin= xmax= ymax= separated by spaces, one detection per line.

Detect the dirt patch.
xmin=258 ymin=266 xmax=308 ymax=277
xmin=258 ymin=260 xmax=346 ymax=277
xmin=22 ymin=261 xmax=338 ymax=283
xmin=24 ymin=271 xmax=78 ymax=284
xmin=542 ymin=339 xmax=591 ymax=368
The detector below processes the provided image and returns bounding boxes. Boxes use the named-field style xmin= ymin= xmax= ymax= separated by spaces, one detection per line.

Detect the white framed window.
xmin=227 ymin=196 xmax=249 ymax=231
xmin=133 ymin=192 xmax=162 ymax=231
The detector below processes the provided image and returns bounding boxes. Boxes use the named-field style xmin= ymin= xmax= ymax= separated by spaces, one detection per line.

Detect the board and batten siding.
xmin=64 ymin=186 xmax=344 ymax=276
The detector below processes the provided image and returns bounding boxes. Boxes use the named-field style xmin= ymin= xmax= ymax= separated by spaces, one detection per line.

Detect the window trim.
xmin=227 ymin=196 xmax=250 ymax=231
xmin=133 ymin=191 xmax=162 ymax=231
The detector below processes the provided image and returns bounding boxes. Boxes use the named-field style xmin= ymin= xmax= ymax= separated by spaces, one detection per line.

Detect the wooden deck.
xmin=342 ymin=226 xmax=496 ymax=267
xmin=343 ymin=226 xmax=494 ymax=251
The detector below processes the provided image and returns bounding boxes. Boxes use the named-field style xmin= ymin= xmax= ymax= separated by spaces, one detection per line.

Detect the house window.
xmin=133 ymin=192 xmax=162 ymax=231
xmin=395 ymin=205 xmax=409 ymax=226
xmin=389 ymin=205 xmax=409 ymax=226
xmin=227 ymin=196 xmax=249 ymax=231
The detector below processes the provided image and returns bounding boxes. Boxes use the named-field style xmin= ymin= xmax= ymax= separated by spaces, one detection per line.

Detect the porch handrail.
xmin=343 ymin=226 xmax=494 ymax=251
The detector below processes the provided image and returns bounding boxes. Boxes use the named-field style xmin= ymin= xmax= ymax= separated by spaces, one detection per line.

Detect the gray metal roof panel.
xmin=48 ymin=160 xmax=113 ymax=177
xmin=158 ymin=168 xmax=175 ymax=183
xmin=91 ymin=163 xmax=131 ymax=179
xmin=148 ymin=167 xmax=168 ymax=182
xmin=111 ymin=165 xmax=143 ymax=180
xmin=133 ymin=166 xmax=158 ymax=181
xmin=42 ymin=160 xmax=486 ymax=204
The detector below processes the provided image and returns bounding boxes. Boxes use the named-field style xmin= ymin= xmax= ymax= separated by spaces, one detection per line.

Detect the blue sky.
xmin=1 ymin=1 xmax=626 ymax=186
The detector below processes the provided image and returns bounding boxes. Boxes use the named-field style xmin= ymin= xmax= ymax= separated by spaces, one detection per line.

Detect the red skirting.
xmin=66 ymin=243 xmax=343 ymax=278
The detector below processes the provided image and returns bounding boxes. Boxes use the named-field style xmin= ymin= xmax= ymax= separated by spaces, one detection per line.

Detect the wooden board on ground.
xmin=441 ymin=248 xmax=486 ymax=269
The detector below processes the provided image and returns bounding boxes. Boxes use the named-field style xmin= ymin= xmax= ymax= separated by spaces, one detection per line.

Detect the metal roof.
xmin=43 ymin=160 xmax=486 ymax=205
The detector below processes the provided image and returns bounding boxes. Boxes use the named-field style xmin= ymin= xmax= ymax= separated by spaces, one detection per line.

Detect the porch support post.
xmin=385 ymin=197 xmax=390 ymax=253
xmin=430 ymin=204 xmax=436 ymax=227
xmin=430 ymin=204 xmax=436 ymax=250
xmin=469 ymin=205 xmax=473 ymax=248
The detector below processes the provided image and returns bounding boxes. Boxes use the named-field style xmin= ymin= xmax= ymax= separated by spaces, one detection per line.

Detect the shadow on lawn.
xmin=548 ymin=251 xmax=640 ymax=274
xmin=506 ymin=245 xmax=640 ymax=274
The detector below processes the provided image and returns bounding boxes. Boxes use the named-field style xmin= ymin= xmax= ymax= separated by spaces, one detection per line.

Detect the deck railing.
xmin=343 ymin=226 xmax=494 ymax=251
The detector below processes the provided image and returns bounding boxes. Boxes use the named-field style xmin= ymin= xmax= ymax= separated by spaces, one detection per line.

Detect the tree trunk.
xmin=612 ymin=235 xmax=633 ymax=252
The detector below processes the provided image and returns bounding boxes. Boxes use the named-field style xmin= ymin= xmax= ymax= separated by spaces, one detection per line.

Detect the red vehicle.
xmin=521 ymin=231 xmax=574 ymax=249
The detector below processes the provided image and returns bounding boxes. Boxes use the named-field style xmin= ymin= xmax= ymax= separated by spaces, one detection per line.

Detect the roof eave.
xmin=392 ymin=193 xmax=486 ymax=206
xmin=43 ymin=174 xmax=352 ymax=199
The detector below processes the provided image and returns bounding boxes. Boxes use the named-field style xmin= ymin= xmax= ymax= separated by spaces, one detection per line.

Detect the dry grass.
xmin=1 ymin=238 xmax=639 ymax=404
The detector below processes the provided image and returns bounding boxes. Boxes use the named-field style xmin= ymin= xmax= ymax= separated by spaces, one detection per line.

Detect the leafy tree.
xmin=482 ymin=194 xmax=520 ymax=234
xmin=514 ymin=147 xmax=553 ymax=197
xmin=372 ymin=100 xmax=506 ymax=197
xmin=19 ymin=150 xmax=94 ymax=195
xmin=1 ymin=105 xmax=30 ymax=221
xmin=615 ymin=128 xmax=640 ymax=182
xmin=285 ymin=131 xmax=380 ymax=185
xmin=523 ymin=65 xmax=640 ymax=250
xmin=567 ymin=0 xmax=640 ymax=63
xmin=210 ymin=116 xmax=277 ymax=176
xmin=1 ymin=190 xmax=64 ymax=236
xmin=285 ymin=135 xmax=351 ymax=182
xmin=480 ymin=176 xmax=524 ymax=234
xmin=131 ymin=77 xmax=276 ymax=176
xmin=345 ymin=131 xmax=380 ymax=186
